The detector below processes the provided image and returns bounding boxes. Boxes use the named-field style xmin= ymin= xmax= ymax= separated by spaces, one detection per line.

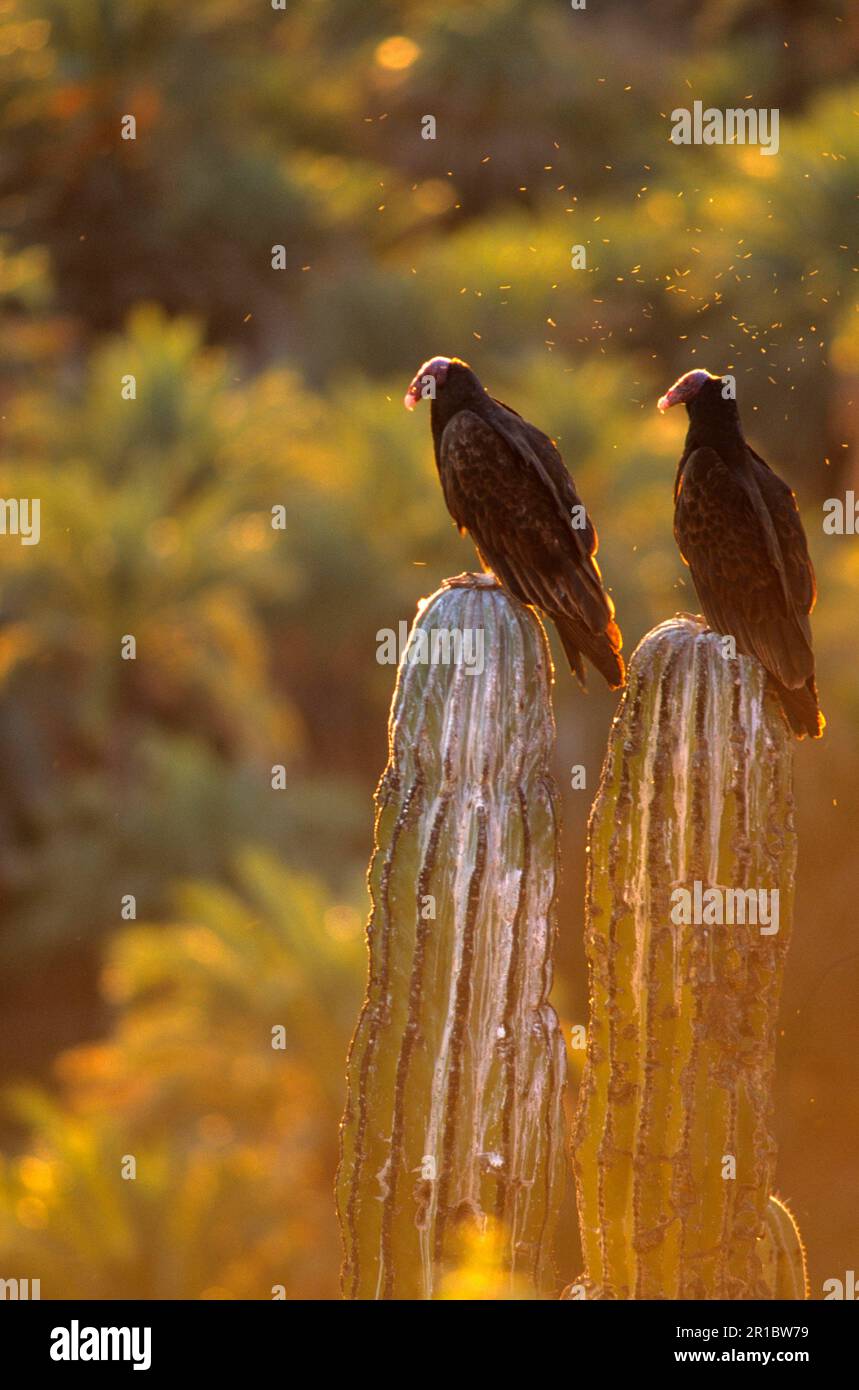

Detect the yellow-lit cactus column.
xmin=572 ymin=616 xmax=802 ymax=1299
xmin=337 ymin=575 xmax=566 ymax=1300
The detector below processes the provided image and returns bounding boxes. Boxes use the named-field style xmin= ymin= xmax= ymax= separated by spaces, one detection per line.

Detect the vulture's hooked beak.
xmin=403 ymin=379 xmax=422 ymax=411
xmin=657 ymin=387 xmax=681 ymax=413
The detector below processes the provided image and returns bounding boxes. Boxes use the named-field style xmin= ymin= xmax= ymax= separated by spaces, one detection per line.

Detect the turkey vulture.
xmin=658 ymin=368 xmax=824 ymax=738
xmin=404 ymin=355 xmax=624 ymax=689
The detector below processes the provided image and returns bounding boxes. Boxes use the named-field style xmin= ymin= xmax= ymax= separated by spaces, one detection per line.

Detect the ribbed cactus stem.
xmin=573 ymin=616 xmax=798 ymax=1299
xmin=337 ymin=574 xmax=566 ymax=1300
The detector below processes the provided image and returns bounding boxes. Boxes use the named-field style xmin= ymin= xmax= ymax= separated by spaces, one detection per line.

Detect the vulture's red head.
xmin=657 ymin=369 xmax=725 ymax=414
xmin=403 ymin=356 xmax=455 ymax=410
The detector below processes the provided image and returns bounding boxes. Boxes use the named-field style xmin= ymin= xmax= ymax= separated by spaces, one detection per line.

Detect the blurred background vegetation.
xmin=0 ymin=0 xmax=856 ymax=1298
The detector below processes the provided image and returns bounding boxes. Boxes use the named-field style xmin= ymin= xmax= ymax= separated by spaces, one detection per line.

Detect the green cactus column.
xmin=572 ymin=615 xmax=801 ymax=1300
xmin=337 ymin=574 xmax=566 ymax=1300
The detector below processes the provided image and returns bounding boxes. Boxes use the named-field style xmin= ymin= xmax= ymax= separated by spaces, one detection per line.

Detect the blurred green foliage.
xmin=0 ymin=0 xmax=857 ymax=1297
xmin=0 ymin=854 xmax=362 ymax=1297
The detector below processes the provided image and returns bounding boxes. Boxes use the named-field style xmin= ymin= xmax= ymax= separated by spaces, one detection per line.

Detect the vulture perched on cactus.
xmin=404 ymin=355 xmax=624 ymax=690
xmin=658 ymin=368 xmax=824 ymax=738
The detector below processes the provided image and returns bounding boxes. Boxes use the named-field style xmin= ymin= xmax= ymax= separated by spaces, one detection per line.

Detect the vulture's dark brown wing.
xmin=748 ymin=448 xmax=817 ymax=616
xmin=484 ymin=402 xmax=611 ymax=615
xmin=439 ymin=409 xmax=623 ymax=686
xmin=674 ymin=446 xmax=814 ymax=690
xmin=486 ymin=397 xmax=600 ymax=547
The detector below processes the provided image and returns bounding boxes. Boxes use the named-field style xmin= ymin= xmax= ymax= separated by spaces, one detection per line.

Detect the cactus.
xmin=572 ymin=615 xmax=801 ymax=1300
xmin=336 ymin=574 xmax=566 ymax=1300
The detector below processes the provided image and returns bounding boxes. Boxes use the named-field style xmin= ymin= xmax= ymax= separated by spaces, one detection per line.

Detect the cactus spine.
xmin=762 ymin=1196 xmax=809 ymax=1300
xmin=572 ymin=616 xmax=801 ymax=1299
xmin=337 ymin=575 xmax=566 ymax=1300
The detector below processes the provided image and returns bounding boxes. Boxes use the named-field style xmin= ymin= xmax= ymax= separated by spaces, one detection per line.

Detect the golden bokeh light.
xmin=375 ymin=35 xmax=420 ymax=71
